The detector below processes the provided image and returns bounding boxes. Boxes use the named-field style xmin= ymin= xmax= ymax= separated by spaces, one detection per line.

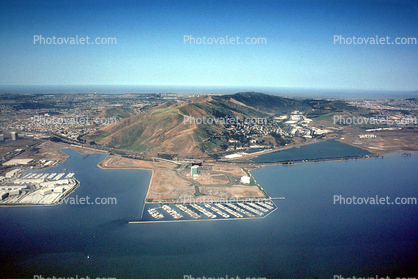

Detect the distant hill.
xmin=83 ymin=92 xmax=362 ymax=156
xmin=218 ymin=92 xmax=307 ymax=114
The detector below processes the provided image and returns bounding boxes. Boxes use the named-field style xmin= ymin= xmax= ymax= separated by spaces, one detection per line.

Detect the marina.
xmin=137 ymin=201 xmax=278 ymax=223
xmin=216 ymin=203 xmax=243 ymax=218
xmin=147 ymin=208 xmax=164 ymax=219
xmin=247 ymin=202 xmax=269 ymax=212
xmin=162 ymin=204 xmax=183 ymax=219
xmin=190 ymin=203 xmax=217 ymax=218
xmin=225 ymin=202 xmax=254 ymax=217
xmin=53 ymin=173 xmax=65 ymax=180
xmin=175 ymin=204 xmax=200 ymax=219
xmin=237 ymin=202 xmax=263 ymax=216
xmin=205 ymin=203 xmax=230 ymax=218
xmin=257 ymin=201 xmax=274 ymax=210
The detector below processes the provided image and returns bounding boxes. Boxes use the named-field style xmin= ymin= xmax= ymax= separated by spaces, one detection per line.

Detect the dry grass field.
xmin=99 ymin=155 xmax=267 ymax=202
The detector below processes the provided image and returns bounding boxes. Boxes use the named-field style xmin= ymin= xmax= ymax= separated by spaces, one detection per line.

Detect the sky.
xmin=1 ymin=0 xmax=418 ymax=91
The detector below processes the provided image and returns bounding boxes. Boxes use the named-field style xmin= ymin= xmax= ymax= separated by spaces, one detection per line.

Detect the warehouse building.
xmin=241 ymin=176 xmax=251 ymax=184
xmin=11 ymin=132 xmax=18 ymax=141
xmin=191 ymin=166 xmax=199 ymax=177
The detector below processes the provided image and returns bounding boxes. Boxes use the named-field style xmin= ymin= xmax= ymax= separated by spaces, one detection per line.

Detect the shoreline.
xmin=94 ymin=147 xmax=418 ymax=206
xmin=2 ymin=147 xmax=415 ymax=209
xmin=0 ymin=178 xmax=80 ymax=208
xmin=223 ymin=138 xmax=375 ymax=162
xmin=252 ymin=149 xmax=418 ymax=168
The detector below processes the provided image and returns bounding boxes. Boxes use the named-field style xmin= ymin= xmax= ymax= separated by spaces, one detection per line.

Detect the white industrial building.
xmin=11 ymin=132 xmax=18 ymax=141
xmin=5 ymin=169 xmax=21 ymax=178
xmin=14 ymin=179 xmax=45 ymax=185
xmin=53 ymin=187 xmax=66 ymax=193
xmin=191 ymin=166 xmax=199 ymax=177
xmin=225 ymin=153 xmax=243 ymax=159
xmin=9 ymin=189 xmax=21 ymax=195
xmin=0 ymin=185 xmax=27 ymax=191
xmin=40 ymin=189 xmax=53 ymax=195
xmin=241 ymin=176 xmax=251 ymax=184
xmin=3 ymin=158 xmax=33 ymax=166
xmin=40 ymin=179 xmax=70 ymax=188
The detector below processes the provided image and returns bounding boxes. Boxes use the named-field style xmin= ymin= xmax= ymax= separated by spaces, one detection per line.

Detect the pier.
xmin=133 ymin=200 xmax=281 ymax=223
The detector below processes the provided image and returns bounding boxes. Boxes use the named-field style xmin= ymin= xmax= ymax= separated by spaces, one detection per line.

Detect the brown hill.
xmin=83 ymin=92 xmax=353 ymax=156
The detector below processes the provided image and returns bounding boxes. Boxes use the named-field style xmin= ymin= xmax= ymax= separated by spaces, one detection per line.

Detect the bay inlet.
xmin=1 ymin=148 xmax=417 ymax=278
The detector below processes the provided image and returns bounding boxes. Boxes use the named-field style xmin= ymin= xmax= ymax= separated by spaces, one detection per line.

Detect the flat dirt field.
xmin=0 ymin=140 xmax=40 ymax=157
xmin=99 ymin=156 xmax=192 ymax=202
xmin=32 ymin=142 xmax=107 ymax=161
xmin=99 ymin=155 xmax=154 ymax=169
xmin=31 ymin=141 xmax=69 ymax=161
xmin=99 ymin=155 xmax=267 ymax=203
xmin=0 ymin=140 xmax=70 ymax=161
xmin=68 ymin=144 xmax=108 ymax=155
xmin=199 ymin=184 xmax=266 ymax=199
xmin=193 ymin=171 xmax=229 ymax=185
xmin=329 ymin=128 xmax=418 ymax=154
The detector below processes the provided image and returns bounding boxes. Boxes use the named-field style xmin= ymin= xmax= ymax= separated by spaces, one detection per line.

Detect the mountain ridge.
xmin=83 ymin=92 xmax=360 ymax=156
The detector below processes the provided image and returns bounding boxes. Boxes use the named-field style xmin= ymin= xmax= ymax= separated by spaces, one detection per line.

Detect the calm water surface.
xmin=252 ymin=140 xmax=372 ymax=163
xmin=1 ymin=149 xmax=417 ymax=279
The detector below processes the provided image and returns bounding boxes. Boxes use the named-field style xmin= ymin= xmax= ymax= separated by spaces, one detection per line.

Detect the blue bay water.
xmin=252 ymin=140 xmax=372 ymax=163
xmin=1 ymin=149 xmax=417 ymax=279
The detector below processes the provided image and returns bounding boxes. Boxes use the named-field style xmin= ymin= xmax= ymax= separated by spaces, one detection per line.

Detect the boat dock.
xmin=175 ymin=204 xmax=200 ymax=219
xmin=216 ymin=203 xmax=243 ymax=218
xmin=161 ymin=205 xmax=183 ymax=219
xmin=190 ymin=203 xmax=217 ymax=218
xmin=53 ymin=173 xmax=65 ymax=180
xmin=225 ymin=203 xmax=254 ymax=217
xmin=205 ymin=203 xmax=230 ymax=218
xmin=137 ymin=200 xmax=281 ymax=223
xmin=148 ymin=208 xmax=164 ymax=219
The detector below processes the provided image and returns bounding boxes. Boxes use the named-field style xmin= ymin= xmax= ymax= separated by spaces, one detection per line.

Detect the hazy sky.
xmin=1 ymin=0 xmax=418 ymax=91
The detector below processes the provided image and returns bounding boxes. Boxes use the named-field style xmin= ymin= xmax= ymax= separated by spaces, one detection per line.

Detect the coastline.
xmin=0 ymin=178 xmax=80 ymax=208
xmin=2 ymin=146 xmax=415 ymax=210
xmin=224 ymin=137 xmax=375 ymax=162
xmin=96 ymin=155 xmax=155 ymax=207
xmin=250 ymin=149 xmax=418 ymax=169
xmin=93 ymin=146 xmax=418 ymax=207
